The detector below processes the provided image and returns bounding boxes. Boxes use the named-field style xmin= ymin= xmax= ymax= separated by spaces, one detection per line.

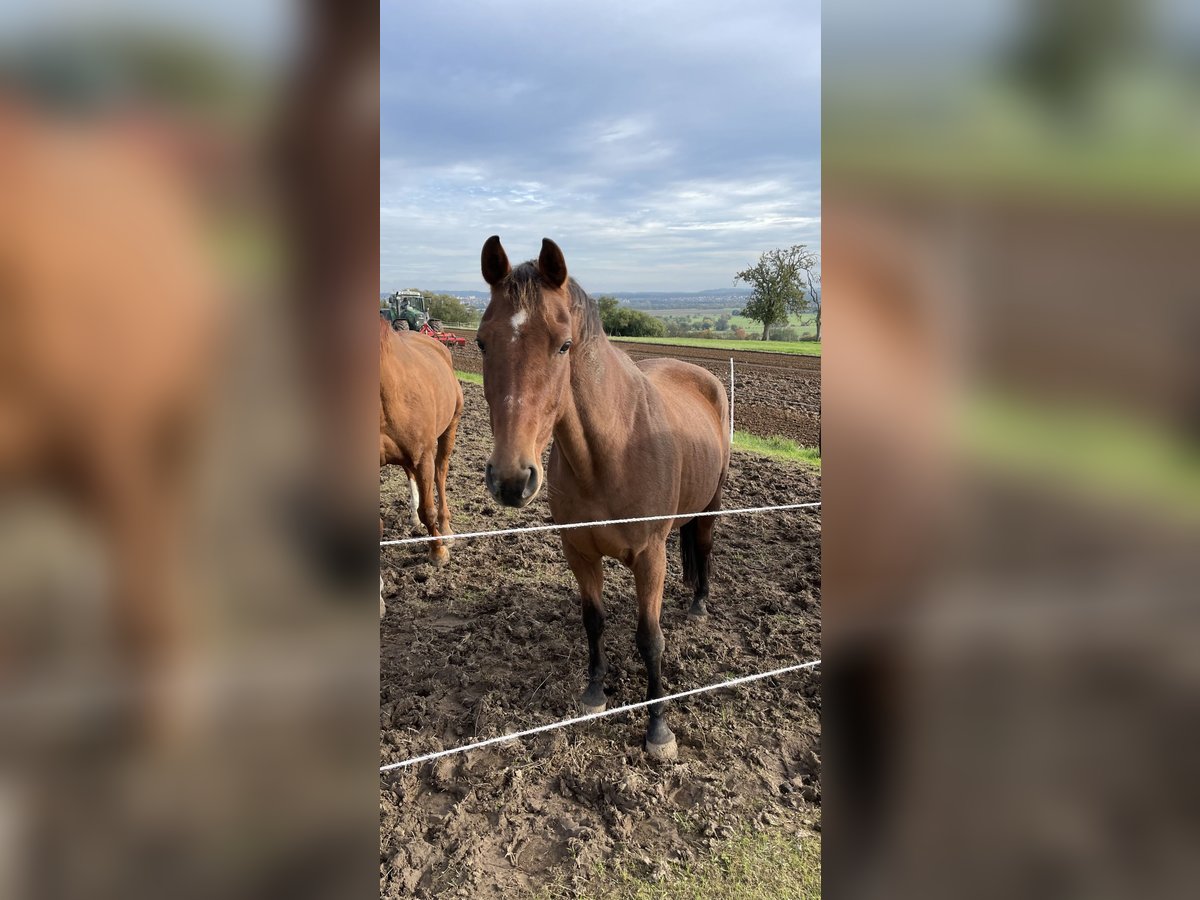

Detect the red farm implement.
xmin=380 ymin=290 xmax=467 ymax=348
xmin=417 ymin=320 xmax=466 ymax=348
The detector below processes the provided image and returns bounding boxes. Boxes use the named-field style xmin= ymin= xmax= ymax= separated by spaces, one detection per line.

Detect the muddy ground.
xmin=380 ymin=382 xmax=821 ymax=898
xmin=445 ymin=328 xmax=821 ymax=448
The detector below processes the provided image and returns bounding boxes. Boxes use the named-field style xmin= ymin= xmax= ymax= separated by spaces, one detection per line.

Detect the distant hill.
xmin=602 ymin=289 xmax=753 ymax=311
xmin=379 ymin=288 xmax=753 ymax=312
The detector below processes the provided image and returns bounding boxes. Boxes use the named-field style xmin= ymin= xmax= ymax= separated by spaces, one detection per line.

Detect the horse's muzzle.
xmin=486 ymin=461 xmax=540 ymax=508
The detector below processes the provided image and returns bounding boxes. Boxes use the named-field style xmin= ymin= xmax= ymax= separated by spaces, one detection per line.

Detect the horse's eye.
xmin=476 ymin=339 xmax=486 ymax=353
xmin=558 ymin=340 xmax=573 ymax=355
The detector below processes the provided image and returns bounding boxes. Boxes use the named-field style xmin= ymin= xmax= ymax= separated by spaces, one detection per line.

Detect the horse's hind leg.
xmin=96 ymin=447 xmax=186 ymax=746
xmin=632 ymin=545 xmax=676 ymax=760
xmin=406 ymin=474 xmax=420 ymax=528
xmin=434 ymin=411 xmax=460 ymax=541
xmin=686 ymin=516 xmax=715 ymax=619
xmin=413 ymin=455 xmax=448 ymax=566
xmin=565 ymin=543 xmax=607 ymax=713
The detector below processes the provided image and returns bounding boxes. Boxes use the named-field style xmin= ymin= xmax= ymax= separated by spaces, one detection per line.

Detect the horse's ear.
xmin=538 ymin=238 xmax=568 ymax=289
xmin=481 ymin=235 xmax=511 ymax=285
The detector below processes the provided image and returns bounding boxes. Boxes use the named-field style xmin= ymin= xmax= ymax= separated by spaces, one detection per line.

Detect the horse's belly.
xmin=672 ymin=428 xmax=727 ymax=506
xmin=675 ymin=470 xmax=723 ymax=518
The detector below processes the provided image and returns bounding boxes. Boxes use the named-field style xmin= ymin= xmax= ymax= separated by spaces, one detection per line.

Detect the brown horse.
xmin=378 ymin=319 xmax=463 ymax=585
xmin=477 ymin=236 xmax=730 ymax=759
xmin=0 ymin=96 xmax=221 ymax=740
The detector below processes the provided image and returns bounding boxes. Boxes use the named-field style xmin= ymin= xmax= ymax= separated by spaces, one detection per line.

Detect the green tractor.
xmin=379 ymin=290 xmax=467 ymax=347
xmin=380 ymin=289 xmax=432 ymax=332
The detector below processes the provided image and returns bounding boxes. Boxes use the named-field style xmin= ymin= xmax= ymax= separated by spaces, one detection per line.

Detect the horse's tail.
xmin=681 ymin=518 xmax=701 ymax=589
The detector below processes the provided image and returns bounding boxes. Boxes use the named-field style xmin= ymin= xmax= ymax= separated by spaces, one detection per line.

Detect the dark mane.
xmin=506 ymin=261 xmax=604 ymax=345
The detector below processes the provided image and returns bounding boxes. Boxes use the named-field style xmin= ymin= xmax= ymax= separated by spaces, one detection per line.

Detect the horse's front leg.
xmin=632 ymin=544 xmax=676 ymax=760
xmin=564 ymin=543 xmax=607 ymax=713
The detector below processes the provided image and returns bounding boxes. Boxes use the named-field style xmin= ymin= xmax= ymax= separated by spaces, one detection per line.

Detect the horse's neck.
xmin=553 ymin=338 xmax=646 ymax=482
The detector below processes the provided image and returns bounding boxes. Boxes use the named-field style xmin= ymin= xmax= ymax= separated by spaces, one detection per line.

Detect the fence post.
xmin=729 ymin=358 xmax=735 ymax=442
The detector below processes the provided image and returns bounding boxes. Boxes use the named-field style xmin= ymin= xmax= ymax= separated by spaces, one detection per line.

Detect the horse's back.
xmin=0 ymin=107 xmax=219 ymax=475
xmin=394 ymin=328 xmax=455 ymax=375
xmin=378 ymin=329 xmax=462 ymax=463
xmin=638 ymin=358 xmax=729 ymax=443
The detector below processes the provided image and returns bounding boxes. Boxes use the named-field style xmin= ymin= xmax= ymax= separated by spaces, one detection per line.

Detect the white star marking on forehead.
xmin=510 ymin=309 xmax=528 ymax=341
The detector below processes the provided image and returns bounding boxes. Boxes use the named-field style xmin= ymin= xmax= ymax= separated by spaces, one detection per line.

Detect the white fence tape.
xmin=380 ymin=658 xmax=821 ymax=772
xmin=381 ymin=501 xmax=820 ymax=547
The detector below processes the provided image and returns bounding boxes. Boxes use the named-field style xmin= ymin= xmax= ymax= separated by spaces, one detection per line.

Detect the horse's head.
xmin=477 ymin=235 xmax=579 ymax=507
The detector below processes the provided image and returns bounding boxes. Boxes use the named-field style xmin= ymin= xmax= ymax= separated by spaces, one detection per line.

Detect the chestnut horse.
xmin=0 ymin=97 xmax=221 ymax=740
xmin=378 ymin=319 xmax=463 ymax=583
xmin=477 ymin=237 xmax=730 ymax=759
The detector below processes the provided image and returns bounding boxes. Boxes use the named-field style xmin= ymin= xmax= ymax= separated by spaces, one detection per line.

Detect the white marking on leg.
xmin=408 ymin=477 xmax=420 ymax=526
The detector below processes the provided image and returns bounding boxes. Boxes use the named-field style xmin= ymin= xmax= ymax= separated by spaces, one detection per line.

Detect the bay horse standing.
xmin=477 ymin=236 xmax=730 ymax=759
xmin=378 ymin=320 xmax=463 ymax=593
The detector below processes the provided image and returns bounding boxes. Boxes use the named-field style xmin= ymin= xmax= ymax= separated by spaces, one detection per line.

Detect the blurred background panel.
xmin=823 ymin=1 xmax=1200 ymax=898
xmin=0 ymin=2 xmax=378 ymax=898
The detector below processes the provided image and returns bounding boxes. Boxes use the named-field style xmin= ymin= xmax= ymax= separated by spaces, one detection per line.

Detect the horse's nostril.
xmin=485 ymin=463 xmax=497 ymax=495
xmin=522 ymin=466 xmax=539 ymax=500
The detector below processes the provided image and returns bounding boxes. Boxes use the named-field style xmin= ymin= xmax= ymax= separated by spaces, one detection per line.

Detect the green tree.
xmin=635 ymin=310 xmax=665 ymax=337
xmin=665 ymin=317 xmax=689 ymax=337
xmin=596 ymin=294 xmax=621 ymax=324
xmin=421 ymin=292 xmax=480 ymax=326
xmin=734 ymin=245 xmax=818 ymax=341
xmin=1004 ymin=0 xmax=1144 ymax=116
xmin=595 ymin=295 xmax=665 ymax=337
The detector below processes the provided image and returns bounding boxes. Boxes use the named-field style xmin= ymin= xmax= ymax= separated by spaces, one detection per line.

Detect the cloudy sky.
xmin=381 ymin=1 xmax=820 ymax=293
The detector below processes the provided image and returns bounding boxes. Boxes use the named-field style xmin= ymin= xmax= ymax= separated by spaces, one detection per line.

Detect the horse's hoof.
xmin=645 ymin=735 xmax=678 ymax=761
xmin=580 ymin=685 xmax=606 ymax=714
xmin=430 ymin=547 xmax=450 ymax=567
xmin=687 ymin=604 xmax=708 ymax=621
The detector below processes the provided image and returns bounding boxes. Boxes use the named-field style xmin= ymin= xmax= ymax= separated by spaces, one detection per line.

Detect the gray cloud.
xmin=382 ymin=0 xmax=820 ymax=291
